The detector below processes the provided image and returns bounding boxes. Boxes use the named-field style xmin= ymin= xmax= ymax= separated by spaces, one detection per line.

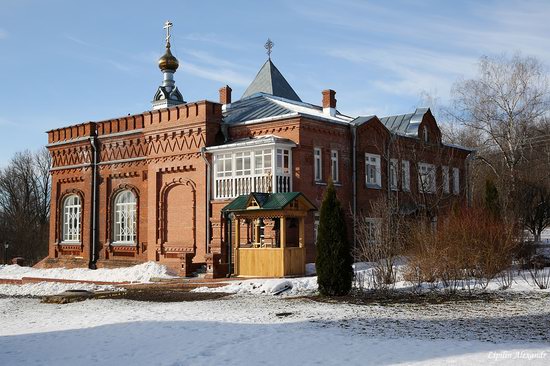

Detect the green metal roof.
xmin=222 ymin=192 xmax=316 ymax=212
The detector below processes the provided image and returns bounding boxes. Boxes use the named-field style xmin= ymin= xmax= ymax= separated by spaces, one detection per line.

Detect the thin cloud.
xmin=64 ymin=34 xmax=95 ymax=47
xmin=326 ymin=45 xmax=478 ymax=98
xmin=64 ymin=34 xmax=143 ymax=74
xmin=0 ymin=29 xmax=7 ymax=39
xmin=0 ymin=117 xmax=18 ymax=127
xmin=181 ymin=33 xmax=247 ymax=50
xmin=180 ymin=61 xmax=250 ymax=87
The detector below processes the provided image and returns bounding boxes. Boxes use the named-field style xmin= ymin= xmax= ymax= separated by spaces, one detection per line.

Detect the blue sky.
xmin=1 ymin=0 xmax=549 ymax=167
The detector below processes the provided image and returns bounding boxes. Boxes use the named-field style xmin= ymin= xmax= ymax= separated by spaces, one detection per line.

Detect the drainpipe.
xmin=200 ymin=147 xmax=211 ymax=254
xmin=465 ymin=150 xmax=476 ymax=207
xmin=351 ymin=125 xmax=357 ymax=251
xmin=89 ymin=130 xmax=99 ymax=269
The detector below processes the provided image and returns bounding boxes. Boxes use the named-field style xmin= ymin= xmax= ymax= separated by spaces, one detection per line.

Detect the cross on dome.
xmin=265 ymin=38 xmax=274 ymax=59
xmin=163 ymin=21 xmax=173 ymax=45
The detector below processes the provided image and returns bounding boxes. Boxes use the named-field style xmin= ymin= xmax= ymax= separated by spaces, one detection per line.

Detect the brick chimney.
xmin=322 ymin=89 xmax=337 ymax=117
xmin=219 ymin=85 xmax=232 ymax=105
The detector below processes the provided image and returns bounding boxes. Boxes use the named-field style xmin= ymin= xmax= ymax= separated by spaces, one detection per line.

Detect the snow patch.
xmin=0 ymin=282 xmax=120 ymax=297
xmin=194 ymin=277 xmax=318 ymax=296
xmin=0 ymin=262 xmax=177 ymax=283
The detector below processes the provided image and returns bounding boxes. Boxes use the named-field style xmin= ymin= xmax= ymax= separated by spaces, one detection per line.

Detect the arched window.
xmin=62 ymin=195 xmax=81 ymax=242
xmin=423 ymin=126 xmax=429 ymax=142
xmin=113 ymin=190 xmax=137 ymax=244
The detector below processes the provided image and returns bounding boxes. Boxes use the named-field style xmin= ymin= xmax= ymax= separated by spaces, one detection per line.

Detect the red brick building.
xmin=43 ymin=27 xmax=472 ymax=276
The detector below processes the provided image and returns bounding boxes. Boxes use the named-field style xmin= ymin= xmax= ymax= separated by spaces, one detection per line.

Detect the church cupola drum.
xmin=152 ymin=21 xmax=185 ymax=110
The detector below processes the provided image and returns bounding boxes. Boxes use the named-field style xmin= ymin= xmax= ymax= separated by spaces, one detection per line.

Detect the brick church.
xmin=43 ymin=23 xmax=472 ymax=277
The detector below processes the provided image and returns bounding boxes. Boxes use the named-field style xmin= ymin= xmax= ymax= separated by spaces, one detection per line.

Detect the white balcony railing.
xmin=214 ymin=172 xmax=292 ymax=200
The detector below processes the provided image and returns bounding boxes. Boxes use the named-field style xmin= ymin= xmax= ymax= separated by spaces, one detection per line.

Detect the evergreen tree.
xmin=485 ymin=179 xmax=500 ymax=217
xmin=316 ymin=181 xmax=353 ymax=296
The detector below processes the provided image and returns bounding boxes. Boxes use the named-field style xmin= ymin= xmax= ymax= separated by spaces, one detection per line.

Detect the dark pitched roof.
xmin=222 ymin=192 xmax=316 ymax=212
xmin=241 ymin=59 xmax=302 ymax=102
xmin=350 ymin=115 xmax=377 ymax=126
xmin=378 ymin=107 xmax=430 ymax=137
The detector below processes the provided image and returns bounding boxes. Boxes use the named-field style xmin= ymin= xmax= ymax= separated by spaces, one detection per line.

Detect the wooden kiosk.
xmin=222 ymin=192 xmax=316 ymax=277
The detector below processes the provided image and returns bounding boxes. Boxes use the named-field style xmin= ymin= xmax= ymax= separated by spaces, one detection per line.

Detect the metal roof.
xmin=205 ymin=135 xmax=296 ymax=152
xmin=223 ymin=93 xmax=353 ymax=125
xmin=222 ymin=192 xmax=316 ymax=212
xmin=379 ymin=107 xmax=430 ymax=136
xmin=241 ymin=59 xmax=302 ymax=102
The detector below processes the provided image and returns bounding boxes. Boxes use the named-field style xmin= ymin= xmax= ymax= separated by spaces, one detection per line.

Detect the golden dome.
xmin=158 ymin=42 xmax=179 ymax=71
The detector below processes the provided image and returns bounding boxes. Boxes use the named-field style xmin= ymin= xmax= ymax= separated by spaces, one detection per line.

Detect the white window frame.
xmin=235 ymin=151 xmax=251 ymax=176
xmin=314 ymin=148 xmax=322 ymax=182
xmin=365 ymin=218 xmax=381 ymax=245
xmin=365 ymin=153 xmax=381 ymax=188
xmin=113 ymin=190 xmax=137 ymax=244
xmin=276 ymin=148 xmax=290 ymax=175
xmin=215 ymin=153 xmax=232 ymax=178
xmin=442 ymin=166 xmax=450 ymax=194
xmin=402 ymin=160 xmax=410 ymax=192
xmin=453 ymin=167 xmax=460 ymax=195
xmin=418 ymin=163 xmax=436 ymax=194
xmin=390 ymin=158 xmax=398 ymax=191
xmin=254 ymin=149 xmax=272 ymax=175
xmin=62 ymin=195 xmax=81 ymax=243
xmin=331 ymin=150 xmax=339 ymax=183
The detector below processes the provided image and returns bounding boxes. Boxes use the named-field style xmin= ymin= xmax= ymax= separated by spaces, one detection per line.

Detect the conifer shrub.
xmin=316 ymin=181 xmax=353 ymax=296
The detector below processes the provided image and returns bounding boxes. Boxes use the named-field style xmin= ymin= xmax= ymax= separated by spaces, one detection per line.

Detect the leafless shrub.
xmin=353 ymin=198 xmax=408 ymax=291
xmin=522 ymin=266 xmax=550 ymax=290
xmin=405 ymin=208 xmax=520 ymax=292
xmin=496 ymin=268 xmax=515 ymax=290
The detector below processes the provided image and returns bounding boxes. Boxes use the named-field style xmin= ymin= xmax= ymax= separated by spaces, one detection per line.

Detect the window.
xmin=313 ymin=213 xmax=320 ymax=245
xmin=365 ymin=218 xmax=380 ymax=245
xmin=402 ymin=160 xmax=410 ymax=192
xmin=453 ymin=168 xmax=460 ymax=195
xmin=62 ymin=195 xmax=81 ymax=242
xmin=235 ymin=151 xmax=251 ymax=176
xmin=254 ymin=149 xmax=272 ymax=175
xmin=390 ymin=159 xmax=398 ymax=191
xmin=423 ymin=126 xmax=429 ymax=142
xmin=365 ymin=153 xmax=381 ymax=188
xmin=314 ymin=148 xmax=322 ymax=181
xmin=442 ymin=166 xmax=450 ymax=194
xmin=276 ymin=148 xmax=290 ymax=175
xmin=113 ymin=190 xmax=137 ymax=244
xmin=215 ymin=153 xmax=232 ymax=178
xmin=418 ymin=163 xmax=436 ymax=193
xmin=331 ymin=150 xmax=339 ymax=182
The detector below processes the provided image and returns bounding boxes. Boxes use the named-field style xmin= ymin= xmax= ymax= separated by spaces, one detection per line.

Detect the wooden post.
xmin=299 ymin=216 xmax=306 ymax=275
xmin=254 ymin=219 xmax=260 ymax=247
xmin=299 ymin=217 xmax=305 ymax=248
xmin=280 ymin=216 xmax=286 ymax=248
xmin=234 ymin=218 xmax=240 ymax=275
xmin=280 ymin=216 xmax=286 ymax=277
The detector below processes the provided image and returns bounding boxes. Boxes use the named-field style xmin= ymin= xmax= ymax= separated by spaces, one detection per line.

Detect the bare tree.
xmin=448 ymin=54 xmax=550 ymax=209
xmin=514 ymin=179 xmax=550 ymax=243
xmin=0 ymin=149 xmax=51 ymax=264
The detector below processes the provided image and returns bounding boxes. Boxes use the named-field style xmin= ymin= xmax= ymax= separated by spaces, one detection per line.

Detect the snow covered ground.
xmin=0 ymin=260 xmax=549 ymax=364
xmin=0 ymin=293 xmax=549 ymax=365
